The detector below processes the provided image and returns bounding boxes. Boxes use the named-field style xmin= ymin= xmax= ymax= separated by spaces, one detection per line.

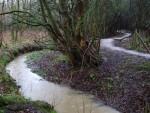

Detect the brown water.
xmin=6 ymin=55 xmax=120 ymax=113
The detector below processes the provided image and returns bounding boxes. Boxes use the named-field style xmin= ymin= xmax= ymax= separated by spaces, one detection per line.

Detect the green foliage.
xmin=0 ymin=49 xmax=18 ymax=95
xmin=2 ymin=0 xmax=150 ymax=66
xmin=136 ymin=62 xmax=150 ymax=71
xmin=89 ymin=73 xmax=96 ymax=81
xmin=0 ymin=47 xmax=56 ymax=113
xmin=26 ymin=50 xmax=48 ymax=62
xmin=0 ymin=52 xmax=11 ymax=68
xmin=129 ymin=0 xmax=150 ymax=30
xmin=55 ymin=54 xmax=69 ymax=63
xmin=130 ymin=31 xmax=141 ymax=50
xmin=0 ymin=95 xmax=28 ymax=107
xmin=130 ymin=31 xmax=150 ymax=52
xmin=2 ymin=0 xmax=150 ymax=34
xmin=84 ymin=0 xmax=114 ymax=36
xmin=0 ymin=95 xmax=56 ymax=113
xmin=144 ymin=102 xmax=150 ymax=113
xmin=84 ymin=0 xmax=150 ymax=34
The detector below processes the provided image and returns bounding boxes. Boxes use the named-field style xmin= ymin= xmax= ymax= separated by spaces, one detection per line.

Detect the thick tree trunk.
xmin=65 ymin=36 xmax=101 ymax=67
xmin=67 ymin=47 xmax=101 ymax=67
xmin=39 ymin=0 xmax=102 ymax=67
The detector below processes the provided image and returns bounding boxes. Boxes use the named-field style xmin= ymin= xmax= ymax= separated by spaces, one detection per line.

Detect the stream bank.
xmin=6 ymin=53 xmax=120 ymax=113
xmin=0 ymin=44 xmax=55 ymax=113
xmin=26 ymin=33 xmax=150 ymax=113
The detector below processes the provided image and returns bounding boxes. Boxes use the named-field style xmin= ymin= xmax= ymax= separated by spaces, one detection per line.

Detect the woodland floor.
xmin=27 ymin=40 xmax=150 ymax=113
xmin=0 ymin=30 xmax=55 ymax=113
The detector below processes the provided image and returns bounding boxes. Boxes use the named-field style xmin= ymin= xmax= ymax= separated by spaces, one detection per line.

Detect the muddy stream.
xmin=6 ymin=32 xmax=150 ymax=113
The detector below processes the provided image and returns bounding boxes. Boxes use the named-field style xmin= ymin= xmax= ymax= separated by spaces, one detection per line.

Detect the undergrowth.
xmin=0 ymin=45 xmax=56 ymax=113
xmin=136 ymin=62 xmax=150 ymax=71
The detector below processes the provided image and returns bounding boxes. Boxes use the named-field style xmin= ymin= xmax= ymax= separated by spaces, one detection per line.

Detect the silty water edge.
xmin=6 ymin=55 xmax=120 ymax=113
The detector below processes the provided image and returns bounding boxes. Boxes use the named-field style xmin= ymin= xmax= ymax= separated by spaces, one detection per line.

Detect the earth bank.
xmin=0 ymin=44 xmax=56 ymax=113
xmin=26 ymin=38 xmax=150 ymax=113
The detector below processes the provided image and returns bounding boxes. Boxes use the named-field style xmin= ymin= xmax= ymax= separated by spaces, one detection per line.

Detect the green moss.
xmin=0 ymin=95 xmax=27 ymax=113
xmin=27 ymin=50 xmax=69 ymax=64
xmin=26 ymin=50 xmax=49 ymax=62
xmin=0 ymin=76 xmax=17 ymax=94
xmin=0 ymin=52 xmax=11 ymax=68
xmin=0 ymin=47 xmax=56 ymax=113
xmin=0 ymin=95 xmax=56 ymax=113
xmin=0 ymin=95 xmax=27 ymax=107
xmin=55 ymin=54 xmax=69 ymax=63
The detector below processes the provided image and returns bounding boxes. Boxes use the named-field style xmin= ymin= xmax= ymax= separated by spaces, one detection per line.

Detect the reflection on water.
xmin=6 ymin=55 xmax=120 ymax=113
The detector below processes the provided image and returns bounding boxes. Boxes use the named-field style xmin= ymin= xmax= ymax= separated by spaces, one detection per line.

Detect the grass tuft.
xmin=136 ymin=62 xmax=150 ymax=71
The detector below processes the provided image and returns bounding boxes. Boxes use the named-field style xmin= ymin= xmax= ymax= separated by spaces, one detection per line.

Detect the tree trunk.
xmin=65 ymin=36 xmax=101 ymax=66
xmin=67 ymin=47 xmax=101 ymax=67
xmin=38 ymin=0 xmax=101 ymax=67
